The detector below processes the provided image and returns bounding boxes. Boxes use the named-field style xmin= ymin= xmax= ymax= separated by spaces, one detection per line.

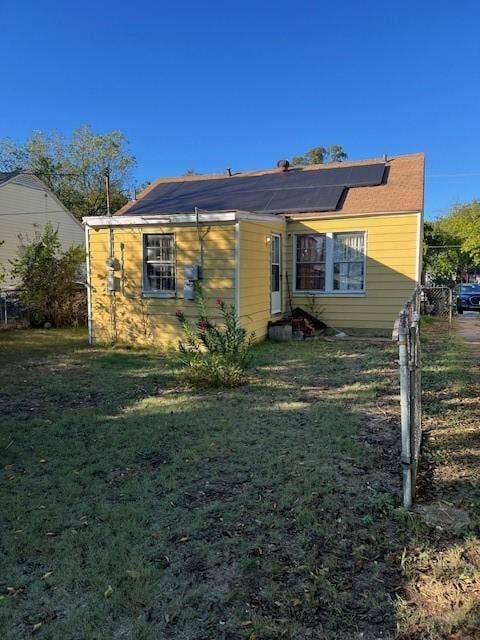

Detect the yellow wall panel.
xmin=88 ymin=224 xmax=236 ymax=346
xmin=239 ymin=219 xmax=286 ymax=339
xmin=287 ymin=213 xmax=420 ymax=331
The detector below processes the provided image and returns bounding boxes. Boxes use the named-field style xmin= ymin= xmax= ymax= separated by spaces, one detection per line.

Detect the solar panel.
xmin=126 ymin=163 xmax=385 ymax=215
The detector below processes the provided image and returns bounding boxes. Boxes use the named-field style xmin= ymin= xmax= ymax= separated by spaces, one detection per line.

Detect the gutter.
xmin=84 ymin=222 xmax=93 ymax=344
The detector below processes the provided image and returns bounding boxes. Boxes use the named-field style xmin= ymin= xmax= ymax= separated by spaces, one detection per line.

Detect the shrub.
xmin=10 ymin=223 xmax=86 ymax=327
xmin=175 ymin=285 xmax=255 ymax=387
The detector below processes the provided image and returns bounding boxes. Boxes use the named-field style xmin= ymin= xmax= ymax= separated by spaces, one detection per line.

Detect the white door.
xmin=271 ymin=234 xmax=282 ymax=314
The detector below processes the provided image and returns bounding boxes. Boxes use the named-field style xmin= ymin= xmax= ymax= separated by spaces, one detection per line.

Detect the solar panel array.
xmin=126 ymin=163 xmax=385 ymax=216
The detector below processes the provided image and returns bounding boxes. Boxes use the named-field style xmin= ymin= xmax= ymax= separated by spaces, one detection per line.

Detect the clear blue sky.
xmin=1 ymin=1 xmax=480 ymax=219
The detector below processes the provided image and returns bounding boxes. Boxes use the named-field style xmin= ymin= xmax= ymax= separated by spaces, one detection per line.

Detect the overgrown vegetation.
xmin=176 ymin=288 xmax=255 ymax=387
xmin=10 ymin=223 xmax=85 ymax=327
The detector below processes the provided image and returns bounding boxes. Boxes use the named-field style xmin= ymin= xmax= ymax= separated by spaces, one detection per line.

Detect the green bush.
xmin=175 ymin=285 xmax=255 ymax=387
xmin=10 ymin=223 xmax=85 ymax=327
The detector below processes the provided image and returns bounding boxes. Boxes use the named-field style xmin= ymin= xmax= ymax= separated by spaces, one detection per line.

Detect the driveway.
xmin=453 ymin=311 xmax=480 ymax=358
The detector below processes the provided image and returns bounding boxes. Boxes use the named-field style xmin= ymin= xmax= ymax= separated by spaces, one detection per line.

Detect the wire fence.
xmin=422 ymin=286 xmax=453 ymax=323
xmin=393 ymin=285 xmax=456 ymax=507
xmin=392 ymin=286 xmax=422 ymax=508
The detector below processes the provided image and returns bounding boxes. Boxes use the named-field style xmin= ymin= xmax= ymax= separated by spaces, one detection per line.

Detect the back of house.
xmin=84 ymin=152 xmax=424 ymax=345
xmin=0 ymin=171 xmax=84 ymax=289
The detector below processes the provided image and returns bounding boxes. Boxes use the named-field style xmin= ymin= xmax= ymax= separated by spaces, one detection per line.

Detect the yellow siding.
xmin=239 ymin=219 xmax=286 ymax=339
xmin=288 ymin=213 xmax=421 ymax=330
xmin=88 ymin=224 xmax=236 ymax=347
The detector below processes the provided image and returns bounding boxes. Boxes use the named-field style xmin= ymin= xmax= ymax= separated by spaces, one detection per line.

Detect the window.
xmin=294 ymin=231 xmax=365 ymax=293
xmin=333 ymin=233 xmax=365 ymax=291
xmin=143 ymin=234 xmax=176 ymax=294
xmin=295 ymin=234 xmax=326 ymax=291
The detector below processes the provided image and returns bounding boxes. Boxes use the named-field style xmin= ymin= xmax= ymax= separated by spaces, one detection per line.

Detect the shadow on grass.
xmin=1 ymin=329 xmax=413 ymax=640
xmin=396 ymin=318 xmax=480 ymax=640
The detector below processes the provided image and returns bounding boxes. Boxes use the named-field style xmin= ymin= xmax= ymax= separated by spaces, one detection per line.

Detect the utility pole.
xmin=104 ymin=168 xmax=111 ymax=217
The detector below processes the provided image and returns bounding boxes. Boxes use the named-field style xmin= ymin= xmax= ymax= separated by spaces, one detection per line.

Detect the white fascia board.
xmin=82 ymin=210 xmax=286 ymax=228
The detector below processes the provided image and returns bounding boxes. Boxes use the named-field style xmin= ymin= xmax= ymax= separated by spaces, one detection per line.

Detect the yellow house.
xmin=83 ymin=153 xmax=424 ymax=345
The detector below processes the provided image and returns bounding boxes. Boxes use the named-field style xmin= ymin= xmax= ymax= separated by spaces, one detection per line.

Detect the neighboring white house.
xmin=0 ymin=171 xmax=84 ymax=288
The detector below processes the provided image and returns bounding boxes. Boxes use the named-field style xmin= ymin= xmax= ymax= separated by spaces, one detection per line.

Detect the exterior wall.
xmin=87 ymin=223 xmax=236 ymax=346
xmin=287 ymin=212 xmax=421 ymax=331
xmin=0 ymin=181 xmax=84 ymax=288
xmin=239 ymin=218 xmax=286 ymax=339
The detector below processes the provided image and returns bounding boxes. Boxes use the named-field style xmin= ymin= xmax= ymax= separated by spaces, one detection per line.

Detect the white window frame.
xmin=293 ymin=231 xmax=366 ymax=296
xmin=142 ymin=232 xmax=176 ymax=297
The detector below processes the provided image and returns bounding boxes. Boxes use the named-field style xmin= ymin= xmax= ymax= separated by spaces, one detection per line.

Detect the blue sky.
xmin=1 ymin=1 xmax=479 ymax=219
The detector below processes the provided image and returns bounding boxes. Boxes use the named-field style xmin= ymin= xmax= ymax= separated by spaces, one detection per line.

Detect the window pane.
xmin=334 ymin=233 xmax=364 ymax=262
xmin=297 ymin=234 xmax=325 ymax=262
xmin=333 ymin=233 xmax=364 ymax=291
xmin=296 ymin=263 xmax=325 ymax=291
xmin=145 ymin=234 xmax=174 ymax=262
xmin=146 ymin=264 xmax=176 ymax=292
xmin=334 ymin=262 xmax=364 ymax=290
xmin=271 ymin=264 xmax=280 ymax=292
xmin=271 ymin=236 xmax=280 ymax=264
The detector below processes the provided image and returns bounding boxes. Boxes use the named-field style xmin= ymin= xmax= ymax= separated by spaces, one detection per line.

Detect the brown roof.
xmin=116 ymin=152 xmax=425 ymax=218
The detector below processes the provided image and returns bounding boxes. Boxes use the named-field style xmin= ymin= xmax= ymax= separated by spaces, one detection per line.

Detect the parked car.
xmin=456 ymin=283 xmax=480 ymax=314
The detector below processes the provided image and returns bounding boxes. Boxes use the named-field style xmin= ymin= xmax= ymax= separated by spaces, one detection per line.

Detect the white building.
xmin=0 ymin=171 xmax=84 ymax=289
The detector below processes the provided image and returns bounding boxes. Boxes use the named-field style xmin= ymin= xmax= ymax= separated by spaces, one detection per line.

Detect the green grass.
xmin=396 ymin=318 xmax=480 ymax=640
xmin=0 ymin=328 xmax=409 ymax=639
xmin=1 ymin=325 xmax=478 ymax=639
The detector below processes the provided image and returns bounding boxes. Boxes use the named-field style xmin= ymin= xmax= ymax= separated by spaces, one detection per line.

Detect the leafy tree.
xmin=292 ymin=144 xmax=348 ymax=166
xmin=328 ymin=144 xmax=348 ymax=163
xmin=0 ymin=125 xmax=136 ymax=219
xmin=441 ymin=200 xmax=480 ymax=263
xmin=423 ymin=222 xmax=465 ymax=286
xmin=10 ymin=223 xmax=85 ymax=327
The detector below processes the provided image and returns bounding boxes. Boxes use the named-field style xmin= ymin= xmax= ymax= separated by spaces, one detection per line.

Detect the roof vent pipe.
xmin=276 ymin=159 xmax=290 ymax=172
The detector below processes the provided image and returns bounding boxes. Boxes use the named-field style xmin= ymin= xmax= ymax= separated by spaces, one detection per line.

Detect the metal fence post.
xmin=398 ymin=310 xmax=413 ymax=508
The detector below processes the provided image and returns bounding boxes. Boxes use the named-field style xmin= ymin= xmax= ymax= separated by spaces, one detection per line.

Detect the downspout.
xmin=105 ymin=169 xmax=117 ymax=342
xmin=85 ymin=222 xmax=93 ymax=344
xmin=194 ymin=206 xmax=210 ymax=279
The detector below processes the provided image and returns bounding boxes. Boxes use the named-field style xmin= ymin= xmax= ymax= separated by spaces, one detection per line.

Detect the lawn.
xmin=0 ymin=325 xmax=478 ymax=639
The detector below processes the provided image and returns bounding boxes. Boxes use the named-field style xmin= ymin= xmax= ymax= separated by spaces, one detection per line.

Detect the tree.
xmin=0 ymin=125 xmax=136 ymax=219
xmin=292 ymin=144 xmax=348 ymax=166
xmin=10 ymin=223 xmax=85 ymax=327
xmin=423 ymin=221 xmax=468 ymax=286
xmin=441 ymin=201 xmax=480 ymax=263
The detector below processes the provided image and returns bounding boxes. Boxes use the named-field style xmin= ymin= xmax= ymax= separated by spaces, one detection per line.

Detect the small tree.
xmin=10 ymin=223 xmax=85 ymax=327
xmin=175 ymin=285 xmax=255 ymax=387
xmin=292 ymin=144 xmax=348 ymax=166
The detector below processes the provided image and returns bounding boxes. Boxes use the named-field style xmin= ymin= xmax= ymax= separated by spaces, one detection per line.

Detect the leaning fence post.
xmin=398 ymin=310 xmax=412 ymax=508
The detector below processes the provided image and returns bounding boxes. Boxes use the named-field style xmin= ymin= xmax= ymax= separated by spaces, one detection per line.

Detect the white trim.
xmin=292 ymin=231 xmax=367 ymax=295
xmin=85 ymin=223 xmax=93 ymax=344
xmin=82 ymin=210 xmax=287 ymax=228
xmin=416 ymin=211 xmax=423 ymax=284
xmin=270 ymin=233 xmax=282 ymax=314
xmin=234 ymin=222 xmax=240 ymax=317
xmin=142 ymin=232 xmax=177 ymax=297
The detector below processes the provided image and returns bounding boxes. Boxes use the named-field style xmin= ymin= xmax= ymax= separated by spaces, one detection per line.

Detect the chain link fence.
xmin=392 ymin=286 xmax=422 ymax=508
xmin=0 ymin=290 xmax=28 ymax=328
xmin=421 ymin=286 xmax=453 ymax=322
xmin=393 ymin=285 xmax=456 ymax=507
